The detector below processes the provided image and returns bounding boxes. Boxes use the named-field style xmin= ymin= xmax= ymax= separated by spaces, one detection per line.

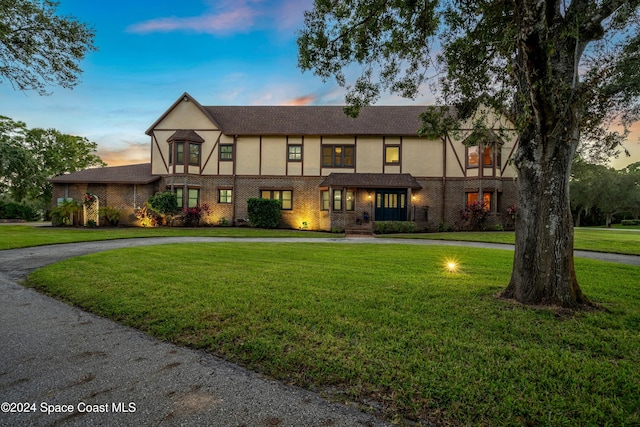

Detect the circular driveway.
xmin=1 ymin=237 xmax=637 ymax=426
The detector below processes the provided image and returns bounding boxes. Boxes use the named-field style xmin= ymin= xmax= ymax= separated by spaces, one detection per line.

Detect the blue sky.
xmin=1 ymin=0 xmax=638 ymax=168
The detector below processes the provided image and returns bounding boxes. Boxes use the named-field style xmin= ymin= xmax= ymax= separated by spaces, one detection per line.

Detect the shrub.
xmin=135 ymin=205 xmax=162 ymax=227
xmin=181 ymin=204 xmax=210 ymax=227
xmin=374 ymin=221 xmax=417 ymax=234
xmin=147 ymin=191 xmax=178 ymax=217
xmin=460 ymin=201 xmax=489 ymax=231
xmin=621 ymin=219 xmax=640 ymax=226
xmin=0 ymin=200 xmax=38 ymax=220
xmin=51 ymin=199 xmax=80 ymax=226
xmin=437 ymin=221 xmax=453 ymax=232
xmin=247 ymin=198 xmax=282 ymax=228
xmin=99 ymin=206 xmax=122 ymax=226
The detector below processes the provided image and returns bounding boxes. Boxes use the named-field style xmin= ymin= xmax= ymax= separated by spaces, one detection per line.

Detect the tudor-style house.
xmin=50 ymin=93 xmax=519 ymax=231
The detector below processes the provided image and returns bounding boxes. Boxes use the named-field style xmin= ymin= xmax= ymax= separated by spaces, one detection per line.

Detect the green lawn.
xmin=0 ymin=225 xmax=334 ymax=250
xmin=26 ymin=243 xmax=640 ymax=426
xmin=385 ymin=228 xmax=640 ymax=255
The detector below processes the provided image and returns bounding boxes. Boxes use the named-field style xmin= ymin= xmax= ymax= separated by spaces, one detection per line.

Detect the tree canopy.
xmin=299 ymin=0 xmax=640 ymax=307
xmin=0 ymin=115 xmax=105 ymax=209
xmin=571 ymin=159 xmax=640 ymax=226
xmin=0 ymin=0 xmax=96 ymax=95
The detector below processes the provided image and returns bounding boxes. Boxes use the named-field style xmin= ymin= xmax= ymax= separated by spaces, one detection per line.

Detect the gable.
xmin=146 ymin=93 xmax=220 ymax=133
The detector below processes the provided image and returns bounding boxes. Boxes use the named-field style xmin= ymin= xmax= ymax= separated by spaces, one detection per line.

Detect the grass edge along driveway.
xmin=25 ymin=242 xmax=640 ymax=426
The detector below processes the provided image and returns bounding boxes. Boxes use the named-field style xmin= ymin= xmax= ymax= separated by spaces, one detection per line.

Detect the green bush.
xmin=99 ymin=206 xmax=122 ymax=226
xmin=0 ymin=200 xmax=39 ymax=220
xmin=51 ymin=199 xmax=80 ymax=226
xmin=247 ymin=198 xmax=282 ymax=228
xmin=374 ymin=221 xmax=417 ymax=234
xmin=147 ymin=191 xmax=178 ymax=216
xmin=621 ymin=219 xmax=640 ymax=226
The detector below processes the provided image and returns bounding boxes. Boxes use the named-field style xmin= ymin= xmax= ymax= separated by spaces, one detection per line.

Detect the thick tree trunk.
xmin=501 ymin=131 xmax=590 ymax=308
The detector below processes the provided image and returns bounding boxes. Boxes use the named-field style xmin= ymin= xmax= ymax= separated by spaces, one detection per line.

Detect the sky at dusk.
xmin=1 ymin=0 xmax=638 ymax=169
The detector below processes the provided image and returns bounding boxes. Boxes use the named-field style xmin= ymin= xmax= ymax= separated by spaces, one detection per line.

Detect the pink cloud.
xmin=128 ymin=0 xmax=312 ymax=35
xmin=99 ymin=142 xmax=149 ymax=167
xmin=128 ymin=4 xmax=260 ymax=35
xmin=282 ymin=95 xmax=316 ymax=106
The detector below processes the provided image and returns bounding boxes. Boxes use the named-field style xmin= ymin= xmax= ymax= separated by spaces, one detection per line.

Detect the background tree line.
xmin=0 ymin=115 xmax=105 ymax=219
xmin=571 ymin=159 xmax=640 ymax=227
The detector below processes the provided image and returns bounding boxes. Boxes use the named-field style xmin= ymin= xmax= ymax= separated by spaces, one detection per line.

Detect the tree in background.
xmin=0 ymin=115 xmax=105 ymax=212
xmin=571 ymin=159 xmax=640 ymax=226
xmin=0 ymin=0 xmax=96 ymax=95
xmin=298 ymin=0 xmax=640 ymax=308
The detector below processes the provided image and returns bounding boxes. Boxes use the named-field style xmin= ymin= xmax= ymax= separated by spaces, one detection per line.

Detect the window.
xmin=346 ymin=190 xmax=355 ymax=211
xmin=188 ymin=188 xmax=200 ymax=208
xmin=219 ymin=189 xmax=232 ymax=204
xmin=466 ymin=192 xmax=492 ymax=210
xmin=288 ymin=145 xmax=302 ymax=161
xmin=189 ymin=143 xmax=200 ymax=166
xmin=385 ymin=146 xmax=400 ymax=164
xmin=333 ymin=189 xmax=342 ymax=211
xmin=169 ymin=141 xmax=201 ymax=167
xmin=322 ymin=145 xmax=355 ymax=168
xmin=175 ymin=187 xmax=183 ymax=208
xmin=176 ymin=142 xmax=185 ymax=164
xmin=467 ymin=145 xmax=492 ymax=168
xmin=261 ymin=190 xmax=293 ymax=210
xmin=321 ymin=191 xmax=330 ymax=211
xmin=220 ymin=144 xmax=234 ymax=161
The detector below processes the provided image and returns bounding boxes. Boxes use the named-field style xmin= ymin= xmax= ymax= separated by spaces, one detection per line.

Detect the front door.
xmin=375 ymin=189 xmax=407 ymax=221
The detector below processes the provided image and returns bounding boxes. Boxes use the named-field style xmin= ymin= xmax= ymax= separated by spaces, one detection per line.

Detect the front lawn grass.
xmin=387 ymin=228 xmax=640 ymax=255
xmin=26 ymin=243 xmax=640 ymax=426
xmin=0 ymin=225 xmax=333 ymax=250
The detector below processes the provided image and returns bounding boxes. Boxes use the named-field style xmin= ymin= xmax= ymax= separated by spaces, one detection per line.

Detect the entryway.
xmin=375 ymin=189 xmax=407 ymax=221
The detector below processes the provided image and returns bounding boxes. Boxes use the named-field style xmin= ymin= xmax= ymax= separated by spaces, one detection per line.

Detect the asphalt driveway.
xmin=1 ymin=237 xmax=638 ymax=426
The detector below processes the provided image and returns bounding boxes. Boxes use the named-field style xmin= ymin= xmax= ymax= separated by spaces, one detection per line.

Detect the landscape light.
xmin=443 ymin=258 xmax=460 ymax=273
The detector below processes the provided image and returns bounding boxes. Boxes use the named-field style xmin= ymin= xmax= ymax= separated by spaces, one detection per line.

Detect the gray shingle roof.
xmin=49 ymin=163 xmax=159 ymax=185
xmin=167 ymin=130 xmax=204 ymax=143
xmin=204 ymin=106 xmax=439 ymax=136
xmin=320 ymin=173 xmax=422 ymax=189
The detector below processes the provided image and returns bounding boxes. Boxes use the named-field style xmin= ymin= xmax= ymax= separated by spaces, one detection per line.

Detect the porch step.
xmin=345 ymin=222 xmax=374 ymax=237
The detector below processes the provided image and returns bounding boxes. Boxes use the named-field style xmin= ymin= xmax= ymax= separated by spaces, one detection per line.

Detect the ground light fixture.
xmin=443 ymin=257 xmax=461 ymax=273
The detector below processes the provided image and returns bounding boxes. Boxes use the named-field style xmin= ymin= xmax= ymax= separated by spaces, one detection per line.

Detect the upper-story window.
xmin=189 ymin=143 xmax=200 ymax=166
xmin=385 ymin=146 xmax=400 ymax=164
xmin=167 ymin=130 xmax=204 ymax=168
xmin=169 ymin=142 xmax=200 ymax=167
xmin=288 ymin=145 xmax=302 ymax=161
xmin=467 ymin=145 xmax=493 ymax=168
xmin=322 ymin=145 xmax=355 ymax=168
xmin=220 ymin=144 xmax=234 ymax=161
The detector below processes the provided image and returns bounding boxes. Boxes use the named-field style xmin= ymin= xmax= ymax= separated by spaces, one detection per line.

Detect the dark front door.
xmin=375 ymin=189 xmax=407 ymax=221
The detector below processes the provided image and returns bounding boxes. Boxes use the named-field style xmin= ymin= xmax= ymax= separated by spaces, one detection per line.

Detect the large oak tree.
xmin=298 ymin=0 xmax=640 ymax=308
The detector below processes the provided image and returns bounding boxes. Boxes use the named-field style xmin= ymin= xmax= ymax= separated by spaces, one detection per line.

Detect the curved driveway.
xmin=1 ymin=237 xmax=638 ymax=427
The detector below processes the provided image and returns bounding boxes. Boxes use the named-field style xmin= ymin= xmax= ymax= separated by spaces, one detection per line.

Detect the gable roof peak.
xmin=145 ymin=93 xmax=220 ymax=135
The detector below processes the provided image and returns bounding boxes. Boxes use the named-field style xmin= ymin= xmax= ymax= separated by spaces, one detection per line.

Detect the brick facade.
xmin=51 ymin=182 xmax=159 ymax=226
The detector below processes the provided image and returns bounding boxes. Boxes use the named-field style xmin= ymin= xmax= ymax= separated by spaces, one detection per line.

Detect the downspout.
xmin=233 ymin=135 xmax=238 ymax=224
xmin=441 ymin=135 xmax=447 ymax=222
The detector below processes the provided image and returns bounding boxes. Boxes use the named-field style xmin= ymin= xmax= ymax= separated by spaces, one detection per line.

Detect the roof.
xmin=146 ymin=93 xmax=458 ymax=137
xmin=49 ymin=163 xmax=160 ymax=185
xmin=204 ymin=106 xmax=440 ymax=136
xmin=167 ymin=130 xmax=204 ymax=143
xmin=319 ymin=173 xmax=422 ymax=189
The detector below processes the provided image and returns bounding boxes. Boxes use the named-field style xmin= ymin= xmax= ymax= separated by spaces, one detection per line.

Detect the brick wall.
xmin=51 ymin=182 xmax=159 ymax=226
xmin=52 ymin=174 xmax=518 ymax=231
